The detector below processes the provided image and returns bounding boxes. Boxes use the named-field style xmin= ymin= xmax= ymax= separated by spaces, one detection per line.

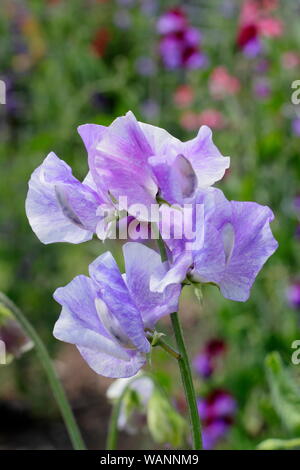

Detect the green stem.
xmin=156 ymin=338 xmax=181 ymax=360
xmin=170 ymin=312 xmax=202 ymax=450
xmin=0 ymin=292 xmax=86 ymax=450
xmin=156 ymin=237 xmax=203 ymax=450
xmin=106 ymin=386 xmax=127 ymax=450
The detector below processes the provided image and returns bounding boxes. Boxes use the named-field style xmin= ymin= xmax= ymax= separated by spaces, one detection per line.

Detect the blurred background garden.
xmin=0 ymin=0 xmax=300 ymax=450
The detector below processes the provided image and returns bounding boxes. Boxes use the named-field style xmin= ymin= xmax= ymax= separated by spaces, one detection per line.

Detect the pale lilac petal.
xmin=89 ymin=112 xmax=158 ymax=209
xmin=149 ymin=154 xmax=197 ymax=204
xmin=150 ymin=251 xmax=193 ymax=293
xmin=123 ymin=243 xmax=181 ymax=328
xmin=218 ymin=201 xmax=278 ymax=301
xmin=53 ymin=276 xmax=130 ymax=361
xmin=149 ymin=155 xmax=182 ymax=204
xmin=192 ymin=189 xmax=278 ymax=301
xmin=89 ymin=148 xmax=157 ymax=219
xmin=78 ymin=346 xmax=146 ymax=379
xmin=192 ymin=223 xmax=226 ymax=285
xmin=86 ymin=113 xmax=159 ymax=216
xmin=138 ymin=121 xmax=179 ymax=156
xmin=89 ymin=252 xmax=150 ymax=353
xmin=181 ymin=126 xmax=230 ymax=188
xmin=25 ymin=152 xmax=101 ymax=244
xmin=96 ymin=111 xmax=153 ymax=165
xmin=77 ymin=123 xmax=106 ymax=152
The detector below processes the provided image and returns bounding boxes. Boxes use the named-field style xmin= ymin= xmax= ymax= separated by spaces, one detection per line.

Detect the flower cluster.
xmin=193 ymin=338 xmax=226 ymax=379
xmin=197 ymin=389 xmax=236 ymax=449
xmin=286 ymin=281 xmax=300 ymax=310
xmin=26 ymin=110 xmax=278 ymax=378
xmin=237 ymin=0 xmax=283 ymax=57
xmin=157 ymin=7 xmax=206 ymax=70
xmin=209 ymin=67 xmax=241 ymax=100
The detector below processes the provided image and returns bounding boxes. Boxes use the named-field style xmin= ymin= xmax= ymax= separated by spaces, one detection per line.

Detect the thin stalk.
xmin=170 ymin=311 xmax=202 ymax=450
xmin=156 ymin=338 xmax=181 ymax=360
xmin=106 ymin=385 xmax=128 ymax=450
xmin=0 ymin=292 xmax=86 ymax=450
xmin=156 ymin=237 xmax=203 ymax=450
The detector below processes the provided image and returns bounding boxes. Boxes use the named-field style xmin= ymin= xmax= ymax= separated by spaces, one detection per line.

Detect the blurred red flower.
xmin=91 ymin=28 xmax=111 ymax=57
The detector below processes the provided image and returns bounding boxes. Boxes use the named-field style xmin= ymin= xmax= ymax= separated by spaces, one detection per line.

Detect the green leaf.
xmin=257 ymin=437 xmax=300 ymax=450
xmin=265 ymin=352 xmax=300 ymax=434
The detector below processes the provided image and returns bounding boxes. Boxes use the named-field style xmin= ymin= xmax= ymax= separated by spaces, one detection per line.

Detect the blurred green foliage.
xmin=0 ymin=0 xmax=300 ymax=449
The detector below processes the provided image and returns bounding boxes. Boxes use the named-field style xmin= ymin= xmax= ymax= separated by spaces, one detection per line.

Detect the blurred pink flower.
xmin=180 ymin=111 xmax=199 ymax=131
xmin=173 ymin=85 xmax=194 ymax=108
xmin=237 ymin=0 xmax=282 ymax=55
xmin=209 ymin=67 xmax=241 ymax=99
xmin=180 ymin=109 xmax=225 ymax=131
xmin=197 ymin=109 xmax=225 ymax=130
xmin=281 ymin=52 xmax=300 ymax=70
xmin=258 ymin=17 xmax=283 ymax=37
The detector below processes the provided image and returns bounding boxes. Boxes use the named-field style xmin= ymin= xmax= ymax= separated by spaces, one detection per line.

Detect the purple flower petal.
xmin=53 ymin=274 xmax=147 ymax=378
xmin=193 ymin=189 xmax=278 ymax=301
xmin=89 ymin=112 xmax=158 ymax=215
xmin=77 ymin=123 xmax=106 ymax=152
xmin=25 ymin=152 xmax=102 ymax=244
xmin=123 ymin=243 xmax=181 ymax=328
xmin=89 ymin=251 xmax=150 ymax=354
xmin=181 ymin=126 xmax=230 ymax=188
xmin=53 ymin=276 xmax=131 ymax=361
xmin=150 ymin=251 xmax=193 ymax=293
xmin=78 ymin=346 xmax=146 ymax=379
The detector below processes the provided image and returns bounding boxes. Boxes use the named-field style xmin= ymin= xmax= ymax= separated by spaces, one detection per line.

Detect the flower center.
xmin=95 ymin=297 xmax=136 ymax=349
xmin=175 ymin=154 xmax=197 ymax=199
xmin=55 ymin=185 xmax=85 ymax=228
xmin=221 ymin=223 xmax=235 ymax=264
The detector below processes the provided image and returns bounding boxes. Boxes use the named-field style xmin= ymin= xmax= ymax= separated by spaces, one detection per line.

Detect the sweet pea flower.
xmin=91 ymin=28 xmax=111 ymax=57
xmin=237 ymin=0 xmax=282 ymax=56
xmin=286 ymin=282 xmax=300 ymax=310
xmin=53 ymin=243 xmax=181 ymax=378
xmin=209 ymin=67 xmax=241 ymax=99
xmin=253 ymin=77 xmax=271 ymax=99
xmin=173 ymin=85 xmax=195 ymax=108
xmin=197 ymin=109 xmax=225 ymax=130
xmin=281 ymin=52 xmax=300 ymax=70
xmin=193 ymin=338 xmax=227 ymax=379
xmin=25 ymin=151 xmax=106 ymax=244
xmin=106 ymin=372 xmax=154 ymax=434
xmin=26 ymin=111 xmax=230 ymax=244
xmin=0 ymin=318 xmax=33 ymax=362
xmin=83 ymin=111 xmax=229 ymax=208
xmin=197 ymin=389 xmax=236 ymax=449
xmin=292 ymin=118 xmax=300 ymax=137
xmin=157 ymin=7 xmax=207 ymax=70
xmin=157 ymin=7 xmax=188 ymax=35
xmin=151 ymin=188 xmax=278 ymax=302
